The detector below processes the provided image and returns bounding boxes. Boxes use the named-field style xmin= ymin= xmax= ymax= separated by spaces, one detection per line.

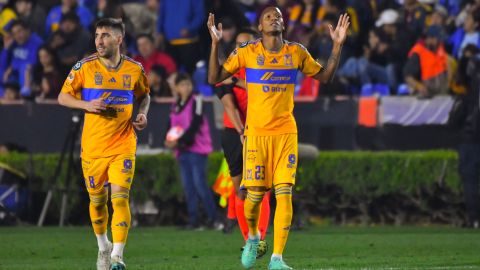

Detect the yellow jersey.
xmin=61 ymin=54 xmax=150 ymax=159
xmin=222 ymin=39 xmax=322 ymax=136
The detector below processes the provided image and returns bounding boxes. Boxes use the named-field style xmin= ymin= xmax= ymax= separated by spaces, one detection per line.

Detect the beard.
xmin=97 ymin=46 xmax=113 ymax=58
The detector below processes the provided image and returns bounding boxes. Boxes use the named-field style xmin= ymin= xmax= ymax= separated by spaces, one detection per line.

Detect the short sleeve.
xmin=222 ymin=46 xmax=247 ymax=75
xmin=61 ymin=61 xmax=85 ymax=99
xmin=134 ymin=67 xmax=150 ymax=98
xmin=297 ymin=44 xmax=323 ymax=77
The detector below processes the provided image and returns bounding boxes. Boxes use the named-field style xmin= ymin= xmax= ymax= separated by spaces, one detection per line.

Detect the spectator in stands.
xmin=404 ymin=25 xmax=449 ymax=98
xmin=122 ymin=0 xmax=158 ymax=37
xmin=14 ymin=0 xmax=46 ymax=38
xmin=309 ymin=13 xmax=336 ymax=66
xmin=0 ymin=82 xmax=20 ymax=102
xmin=164 ymin=73 xmax=219 ymax=229
xmin=47 ymin=12 xmax=93 ymax=67
xmin=402 ymin=0 xmax=430 ymax=42
xmin=134 ymin=34 xmax=177 ymax=76
xmin=376 ymin=9 xmax=410 ymax=90
xmin=338 ymin=28 xmax=396 ymax=91
xmin=286 ymin=0 xmax=321 ymax=44
xmin=449 ymin=12 xmax=480 ymax=58
xmin=148 ymin=65 xmax=173 ymax=98
xmin=45 ymin=0 xmax=94 ymax=37
xmin=208 ymin=0 xmax=251 ymax=30
xmin=0 ymin=20 xmax=42 ymax=97
xmin=30 ymin=45 xmax=67 ymax=100
xmin=455 ymin=0 xmax=480 ymax=29
xmin=157 ymin=0 xmax=205 ymax=74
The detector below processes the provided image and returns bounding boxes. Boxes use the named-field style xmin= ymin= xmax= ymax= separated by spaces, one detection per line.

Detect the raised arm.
xmin=313 ymin=14 xmax=350 ymax=83
xmin=207 ymin=13 xmax=233 ymax=84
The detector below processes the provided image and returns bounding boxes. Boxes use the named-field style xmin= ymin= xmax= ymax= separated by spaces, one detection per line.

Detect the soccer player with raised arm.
xmin=207 ymin=7 xmax=349 ymax=269
xmin=58 ymin=18 xmax=150 ymax=270
xmin=214 ymin=28 xmax=271 ymax=258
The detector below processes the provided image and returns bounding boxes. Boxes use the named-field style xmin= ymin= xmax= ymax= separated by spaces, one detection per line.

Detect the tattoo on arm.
xmin=315 ymin=45 xmax=342 ymax=83
xmin=138 ymin=94 xmax=150 ymax=115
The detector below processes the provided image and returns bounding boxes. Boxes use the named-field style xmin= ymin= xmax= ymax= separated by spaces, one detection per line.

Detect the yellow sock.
xmin=244 ymin=189 xmax=265 ymax=238
xmin=273 ymin=184 xmax=293 ymax=255
xmin=89 ymin=191 xmax=109 ymax=235
xmin=111 ymin=192 xmax=131 ymax=243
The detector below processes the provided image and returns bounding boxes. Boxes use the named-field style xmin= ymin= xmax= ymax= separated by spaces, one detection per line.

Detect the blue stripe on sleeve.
xmin=245 ymin=68 xmax=297 ymax=85
xmin=82 ymin=88 xmax=134 ymax=105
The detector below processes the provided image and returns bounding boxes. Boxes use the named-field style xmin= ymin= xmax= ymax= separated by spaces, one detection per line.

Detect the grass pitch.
xmin=0 ymin=226 xmax=479 ymax=269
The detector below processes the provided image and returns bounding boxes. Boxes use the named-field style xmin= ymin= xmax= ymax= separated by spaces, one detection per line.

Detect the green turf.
xmin=1 ymin=226 xmax=480 ymax=270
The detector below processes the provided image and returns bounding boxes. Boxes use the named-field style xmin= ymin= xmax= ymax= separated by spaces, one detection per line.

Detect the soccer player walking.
xmin=207 ymin=7 xmax=349 ymax=270
xmin=58 ymin=18 xmax=150 ymax=270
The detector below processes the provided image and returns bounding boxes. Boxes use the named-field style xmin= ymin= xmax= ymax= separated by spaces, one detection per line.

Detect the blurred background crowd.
xmin=0 ymin=0 xmax=478 ymax=103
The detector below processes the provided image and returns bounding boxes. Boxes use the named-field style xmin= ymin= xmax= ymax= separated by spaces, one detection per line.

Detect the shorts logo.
xmin=88 ymin=176 xmax=95 ymax=188
xmin=94 ymin=72 xmax=103 ymax=85
xmin=124 ymin=159 xmax=132 ymax=169
xmin=126 ymin=177 xmax=132 ymax=183
xmin=247 ymin=154 xmax=256 ymax=163
xmin=287 ymin=154 xmax=296 ymax=168
xmin=245 ymin=169 xmax=253 ymax=180
xmin=122 ymin=159 xmax=132 ymax=173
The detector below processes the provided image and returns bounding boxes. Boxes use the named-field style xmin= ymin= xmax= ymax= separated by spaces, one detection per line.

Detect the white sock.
xmin=96 ymin=234 xmax=110 ymax=251
xmin=248 ymin=233 xmax=260 ymax=240
xmin=111 ymin=243 xmax=125 ymax=258
xmin=272 ymin=253 xmax=282 ymax=260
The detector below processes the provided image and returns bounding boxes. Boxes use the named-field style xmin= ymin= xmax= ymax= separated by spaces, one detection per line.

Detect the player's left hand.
xmin=329 ymin=13 xmax=350 ymax=46
xmin=133 ymin=113 xmax=147 ymax=130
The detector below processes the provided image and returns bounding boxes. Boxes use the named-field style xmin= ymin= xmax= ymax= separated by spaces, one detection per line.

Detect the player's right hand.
xmin=84 ymin=98 xmax=107 ymax=113
xmin=207 ymin=13 xmax=222 ymax=44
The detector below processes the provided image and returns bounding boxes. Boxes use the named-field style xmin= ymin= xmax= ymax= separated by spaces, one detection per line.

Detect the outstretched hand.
xmin=207 ymin=13 xmax=222 ymax=44
xmin=329 ymin=13 xmax=350 ymax=46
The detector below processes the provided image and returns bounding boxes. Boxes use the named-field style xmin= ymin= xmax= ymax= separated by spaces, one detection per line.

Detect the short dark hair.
xmin=61 ymin=11 xmax=80 ymax=24
xmin=174 ymin=72 xmax=192 ymax=85
xmin=95 ymin=18 xmax=125 ymax=36
xmin=136 ymin=33 xmax=154 ymax=43
xmin=151 ymin=65 xmax=167 ymax=78
xmin=235 ymin=28 xmax=259 ymax=40
xmin=9 ymin=20 xmax=30 ymax=32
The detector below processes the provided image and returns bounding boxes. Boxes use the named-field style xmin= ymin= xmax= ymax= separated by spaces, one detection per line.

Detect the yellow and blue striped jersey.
xmin=222 ymin=39 xmax=322 ymax=136
xmin=61 ymin=54 xmax=150 ymax=158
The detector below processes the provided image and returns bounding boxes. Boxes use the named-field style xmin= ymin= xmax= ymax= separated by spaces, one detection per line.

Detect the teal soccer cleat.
xmin=241 ymin=238 xmax=259 ymax=269
xmin=257 ymin=240 xmax=268 ymax=259
xmin=110 ymin=255 xmax=126 ymax=270
xmin=268 ymin=257 xmax=293 ymax=270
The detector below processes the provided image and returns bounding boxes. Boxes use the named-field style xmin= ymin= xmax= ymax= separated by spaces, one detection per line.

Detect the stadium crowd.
xmin=0 ymin=0 xmax=478 ymax=103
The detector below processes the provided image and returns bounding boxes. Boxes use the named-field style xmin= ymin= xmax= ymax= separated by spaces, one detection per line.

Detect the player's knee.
xmin=111 ymin=192 xmax=129 ymax=208
xmin=274 ymin=183 xmax=293 ymax=197
xmin=89 ymin=192 xmax=108 ymax=210
xmin=246 ymin=188 xmax=266 ymax=204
